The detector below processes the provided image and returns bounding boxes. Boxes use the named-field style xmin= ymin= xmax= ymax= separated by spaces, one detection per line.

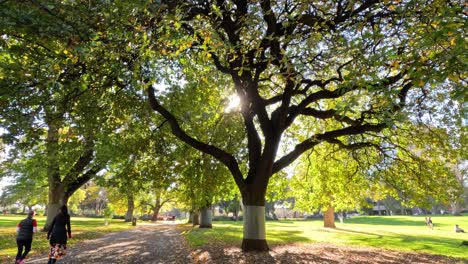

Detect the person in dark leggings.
xmin=47 ymin=205 xmax=72 ymax=264
xmin=16 ymin=210 xmax=38 ymax=264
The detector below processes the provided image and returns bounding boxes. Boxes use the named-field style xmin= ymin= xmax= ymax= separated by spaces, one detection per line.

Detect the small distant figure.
xmin=427 ymin=217 xmax=433 ymax=229
xmin=455 ymin=224 xmax=465 ymax=233
xmin=426 ymin=217 xmax=433 ymax=229
xmin=16 ymin=210 xmax=37 ymax=264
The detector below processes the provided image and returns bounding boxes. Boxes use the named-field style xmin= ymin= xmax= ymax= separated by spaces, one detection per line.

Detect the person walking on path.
xmin=47 ymin=205 xmax=72 ymax=264
xmin=15 ymin=210 xmax=38 ymax=264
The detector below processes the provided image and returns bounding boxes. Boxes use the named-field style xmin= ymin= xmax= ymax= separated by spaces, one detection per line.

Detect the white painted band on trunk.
xmin=243 ymin=206 xmax=266 ymax=240
xmin=200 ymin=207 xmax=212 ymax=226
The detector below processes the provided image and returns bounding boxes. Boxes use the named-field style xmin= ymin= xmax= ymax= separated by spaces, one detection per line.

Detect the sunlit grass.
xmin=182 ymin=214 xmax=468 ymax=259
xmin=0 ymin=215 xmax=135 ymax=262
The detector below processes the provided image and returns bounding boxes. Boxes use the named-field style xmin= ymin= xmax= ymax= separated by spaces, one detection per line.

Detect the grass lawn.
xmin=0 ymin=214 xmax=135 ymax=262
xmin=182 ymin=214 xmax=468 ymax=259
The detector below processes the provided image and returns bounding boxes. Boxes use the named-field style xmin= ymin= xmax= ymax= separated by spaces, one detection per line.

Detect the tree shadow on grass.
xmin=191 ymin=243 xmax=462 ymax=264
xmin=191 ymin=246 xmax=340 ymax=264
xmin=345 ymin=217 xmax=426 ymax=226
xmin=334 ymin=227 xmax=383 ymax=238
xmin=267 ymin=229 xmax=314 ymax=244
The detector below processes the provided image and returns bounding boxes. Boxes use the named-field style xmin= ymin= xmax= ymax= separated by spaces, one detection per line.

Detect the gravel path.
xmin=26 ymin=223 xmax=193 ymax=264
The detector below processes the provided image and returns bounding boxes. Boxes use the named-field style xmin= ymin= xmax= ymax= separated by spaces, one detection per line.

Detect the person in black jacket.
xmin=47 ymin=205 xmax=72 ymax=264
xmin=15 ymin=210 xmax=37 ymax=264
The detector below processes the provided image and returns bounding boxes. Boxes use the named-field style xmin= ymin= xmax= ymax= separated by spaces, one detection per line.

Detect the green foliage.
xmin=145 ymin=1 xmax=466 ymax=217
xmin=291 ymin=144 xmax=371 ymax=213
xmin=0 ymin=1 xmax=465 ymax=247
xmin=0 ymin=0 xmax=155 ymax=223
xmin=68 ymin=188 xmax=86 ymax=214
xmin=104 ymin=204 xmax=114 ymax=218
xmin=0 ymin=148 xmax=48 ymax=208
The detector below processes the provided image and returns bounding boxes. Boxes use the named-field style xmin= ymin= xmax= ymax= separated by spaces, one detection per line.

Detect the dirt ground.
xmin=25 ymin=223 xmax=466 ymax=264
xmin=26 ymin=223 xmax=192 ymax=264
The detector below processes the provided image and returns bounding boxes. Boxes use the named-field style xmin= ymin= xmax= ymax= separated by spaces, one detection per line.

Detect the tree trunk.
xmin=192 ymin=211 xmax=200 ymax=226
xmin=323 ymin=206 xmax=336 ymax=228
xmin=188 ymin=211 xmax=193 ymax=224
xmin=152 ymin=205 xmax=162 ymax=221
xmin=451 ymin=165 xmax=464 ymax=216
xmin=451 ymin=201 xmax=462 ymax=216
xmin=95 ymin=203 xmax=98 ymax=215
xmin=199 ymin=206 xmax=212 ymax=228
xmin=152 ymin=196 xmax=162 ymax=221
xmin=124 ymin=194 xmax=135 ymax=222
xmin=241 ymin=187 xmax=269 ymax=252
xmin=233 ymin=209 xmax=238 ymax=221
xmin=44 ymin=113 xmax=63 ymax=231
xmin=44 ymin=184 xmax=68 ymax=231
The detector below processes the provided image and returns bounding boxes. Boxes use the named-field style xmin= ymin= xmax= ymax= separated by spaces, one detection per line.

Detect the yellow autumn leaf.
xmin=449 ymin=75 xmax=459 ymax=82
xmin=450 ymin=38 xmax=456 ymax=46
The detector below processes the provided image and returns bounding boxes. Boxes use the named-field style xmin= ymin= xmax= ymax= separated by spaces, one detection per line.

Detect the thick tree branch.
xmin=299 ymin=0 xmax=380 ymax=31
xmin=272 ymin=122 xmax=387 ymax=174
xmin=285 ymin=85 xmax=358 ymax=127
xmin=64 ymin=165 xmax=102 ymax=198
xmin=147 ymin=85 xmax=246 ymax=191
xmin=299 ymin=108 xmax=359 ymax=125
xmin=242 ymin=112 xmax=261 ymax=174
xmin=63 ymin=141 xmax=95 ymax=184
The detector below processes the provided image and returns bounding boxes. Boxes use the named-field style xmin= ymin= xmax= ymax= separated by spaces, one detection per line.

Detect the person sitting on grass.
xmin=455 ymin=224 xmax=465 ymax=233
xmin=427 ymin=217 xmax=433 ymax=229
xmin=16 ymin=210 xmax=38 ymax=264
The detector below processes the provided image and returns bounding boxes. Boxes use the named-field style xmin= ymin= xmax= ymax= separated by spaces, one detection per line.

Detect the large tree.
xmin=0 ymin=0 xmax=149 ymax=229
xmin=146 ymin=0 xmax=465 ymax=251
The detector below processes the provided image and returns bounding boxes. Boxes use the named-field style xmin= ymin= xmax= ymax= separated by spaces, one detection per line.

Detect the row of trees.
xmin=0 ymin=0 xmax=465 ymax=251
